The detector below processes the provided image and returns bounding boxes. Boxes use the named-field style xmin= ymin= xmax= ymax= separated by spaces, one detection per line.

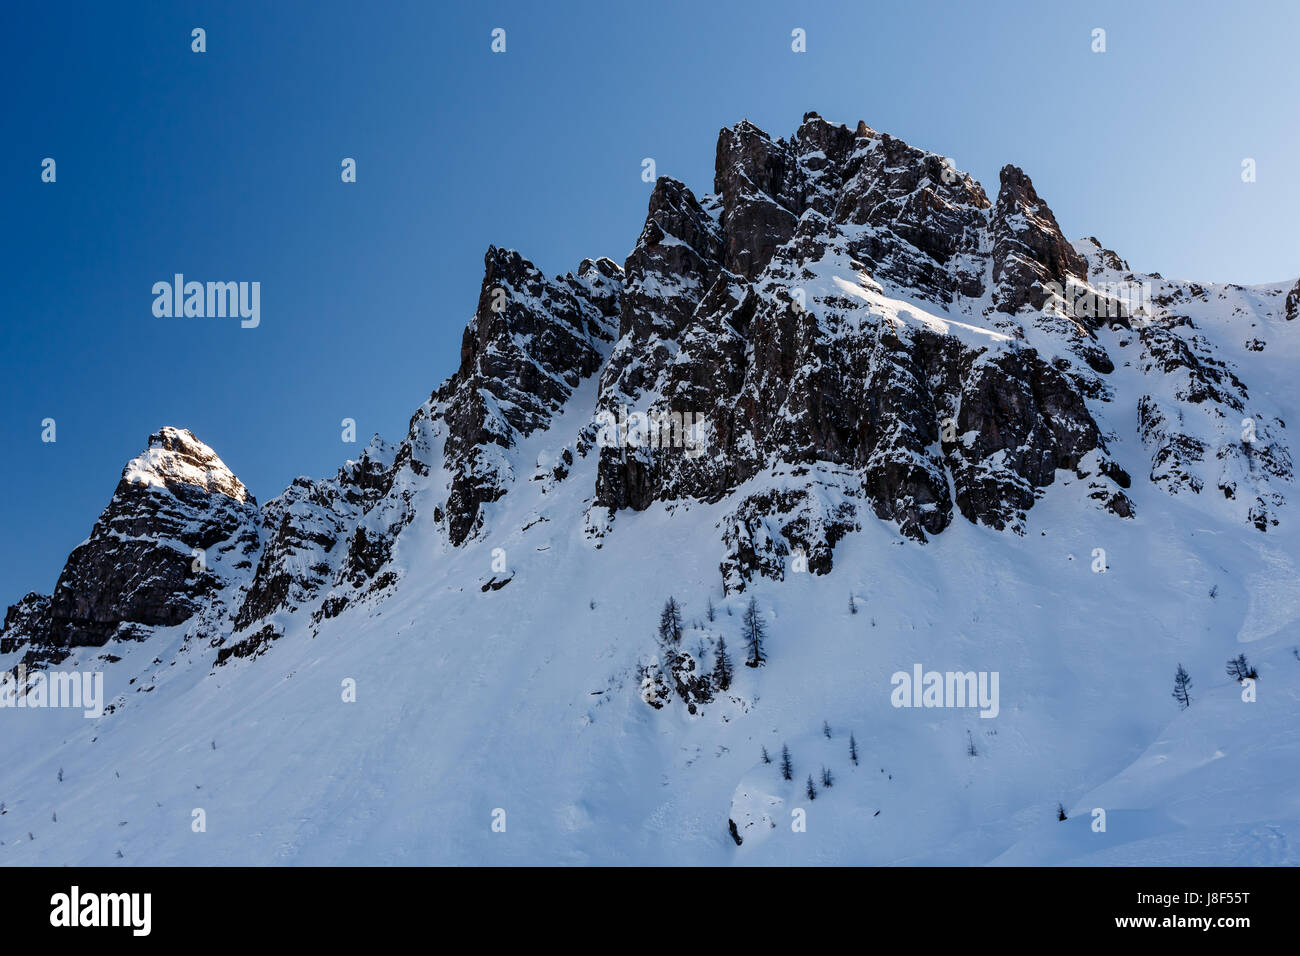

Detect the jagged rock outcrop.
xmin=440 ymin=247 xmax=620 ymax=545
xmin=591 ymin=114 xmax=1141 ymax=584
xmin=0 ymin=593 xmax=51 ymax=657
xmin=3 ymin=428 xmax=260 ymax=670
xmin=233 ymin=437 xmax=395 ymax=633
xmin=991 ymin=165 xmax=1087 ymax=317
xmin=3 ymin=111 xmax=1292 ymax=673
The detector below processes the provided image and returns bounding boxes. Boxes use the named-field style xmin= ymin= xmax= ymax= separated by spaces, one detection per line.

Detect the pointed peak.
xmin=124 ymin=427 xmax=251 ymax=503
xmin=1074 ymin=236 xmax=1131 ymax=274
xmin=646 ymin=175 xmax=703 ymax=214
xmin=577 ymin=256 xmax=623 ymax=280
xmin=998 ymin=163 xmax=1033 ymax=191
xmin=148 ymin=425 xmax=205 ymax=453
xmin=720 ymin=118 xmax=776 ymax=149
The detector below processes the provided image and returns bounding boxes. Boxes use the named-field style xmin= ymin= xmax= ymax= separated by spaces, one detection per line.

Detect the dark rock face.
xmin=590 ymin=115 xmax=1141 ymax=586
xmin=213 ymin=623 xmax=281 ymax=667
xmin=439 ymin=247 xmax=620 ymax=546
xmin=0 ymin=593 xmax=51 ymax=658
xmin=991 ymin=165 xmax=1087 ymax=317
xmin=837 ymin=129 xmax=990 ymax=303
xmin=945 ymin=345 xmax=1126 ymax=529
xmin=1286 ymin=279 xmax=1300 ymax=322
xmin=234 ymin=438 xmax=395 ymax=632
xmin=715 ymin=120 xmax=800 ymax=281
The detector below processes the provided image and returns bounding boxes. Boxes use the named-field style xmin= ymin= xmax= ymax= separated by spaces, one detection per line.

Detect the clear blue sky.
xmin=2 ymin=0 xmax=1297 ymax=600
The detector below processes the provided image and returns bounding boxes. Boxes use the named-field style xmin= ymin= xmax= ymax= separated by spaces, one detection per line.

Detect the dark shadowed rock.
xmin=991 ymin=165 xmax=1087 ymax=317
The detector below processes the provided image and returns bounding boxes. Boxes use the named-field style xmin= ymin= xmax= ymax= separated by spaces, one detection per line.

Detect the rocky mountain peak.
xmin=124 ymin=426 xmax=253 ymax=504
xmin=3 ymin=428 xmax=260 ymax=667
xmin=991 ymin=164 xmax=1087 ymax=316
xmin=4 ymin=110 xmax=1294 ymax=679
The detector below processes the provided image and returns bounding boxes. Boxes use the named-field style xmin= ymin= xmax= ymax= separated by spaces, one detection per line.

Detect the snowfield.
xmin=3 ymin=290 xmax=1299 ymax=865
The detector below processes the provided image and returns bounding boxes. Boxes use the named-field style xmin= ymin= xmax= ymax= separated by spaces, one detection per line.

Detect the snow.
xmin=4 ymin=352 xmax=1300 ymax=864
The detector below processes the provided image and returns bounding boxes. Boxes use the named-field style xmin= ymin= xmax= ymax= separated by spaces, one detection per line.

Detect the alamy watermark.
xmin=152 ymin=274 xmax=260 ymax=328
xmin=1042 ymin=278 xmax=1155 ymax=327
xmin=50 ymin=886 xmax=151 ymax=936
xmin=890 ymin=664 xmax=999 ymax=718
xmin=1 ymin=666 xmax=104 ymax=718
xmin=594 ymin=406 xmax=707 ymax=458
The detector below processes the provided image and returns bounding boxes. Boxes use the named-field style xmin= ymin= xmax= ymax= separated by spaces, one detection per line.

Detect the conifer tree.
xmin=742 ymin=596 xmax=767 ymax=667
xmin=1225 ymin=653 xmax=1257 ymax=682
xmin=1173 ymin=663 xmax=1193 ymax=710
xmin=658 ymin=597 xmax=683 ymax=645
xmin=780 ymin=744 xmax=793 ymax=781
xmin=712 ymin=635 xmax=733 ymax=691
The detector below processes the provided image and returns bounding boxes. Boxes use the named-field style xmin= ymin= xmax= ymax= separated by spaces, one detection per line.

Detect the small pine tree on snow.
xmin=742 ymin=596 xmax=767 ymax=667
xmin=1173 ymin=663 xmax=1193 ymax=710
xmin=1225 ymin=653 xmax=1243 ymax=681
xmin=806 ymin=775 xmax=817 ymax=801
xmin=1057 ymin=802 xmax=1067 ymax=821
xmin=821 ymin=766 xmax=834 ymax=788
xmin=706 ymin=596 xmax=716 ymax=623
xmin=712 ymin=636 xmax=733 ymax=691
xmin=658 ymin=597 xmax=683 ymax=646
xmin=848 ymin=593 xmax=857 ymax=615
xmin=761 ymin=745 xmax=771 ymax=764
xmin=849 ymin=733 xmax=858 ymax=766
xmin=57 ymin=768 xmax=63 ymax=783
xmin=823 ymin=720 xmax=832 ymax=739
xmin=966 ymin=730 xmax=978 ymax=757
xmin=1225 ymin=653 xmax=1257 ymax=682
xmin=780 ymin=744 xmax=793 ymax=781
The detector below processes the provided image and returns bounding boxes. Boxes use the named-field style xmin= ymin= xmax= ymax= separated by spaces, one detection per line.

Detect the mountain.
xmin=3 ymin=113 xmax=1299 ymax=865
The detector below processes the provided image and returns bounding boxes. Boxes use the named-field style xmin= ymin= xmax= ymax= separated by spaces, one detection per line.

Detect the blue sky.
xmin=2 ymin=0 xmax=1297 ymax=598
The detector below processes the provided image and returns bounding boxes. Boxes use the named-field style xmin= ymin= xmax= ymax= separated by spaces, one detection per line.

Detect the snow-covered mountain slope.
xmin=3 ymin=113 xmax=1299 ymax=865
